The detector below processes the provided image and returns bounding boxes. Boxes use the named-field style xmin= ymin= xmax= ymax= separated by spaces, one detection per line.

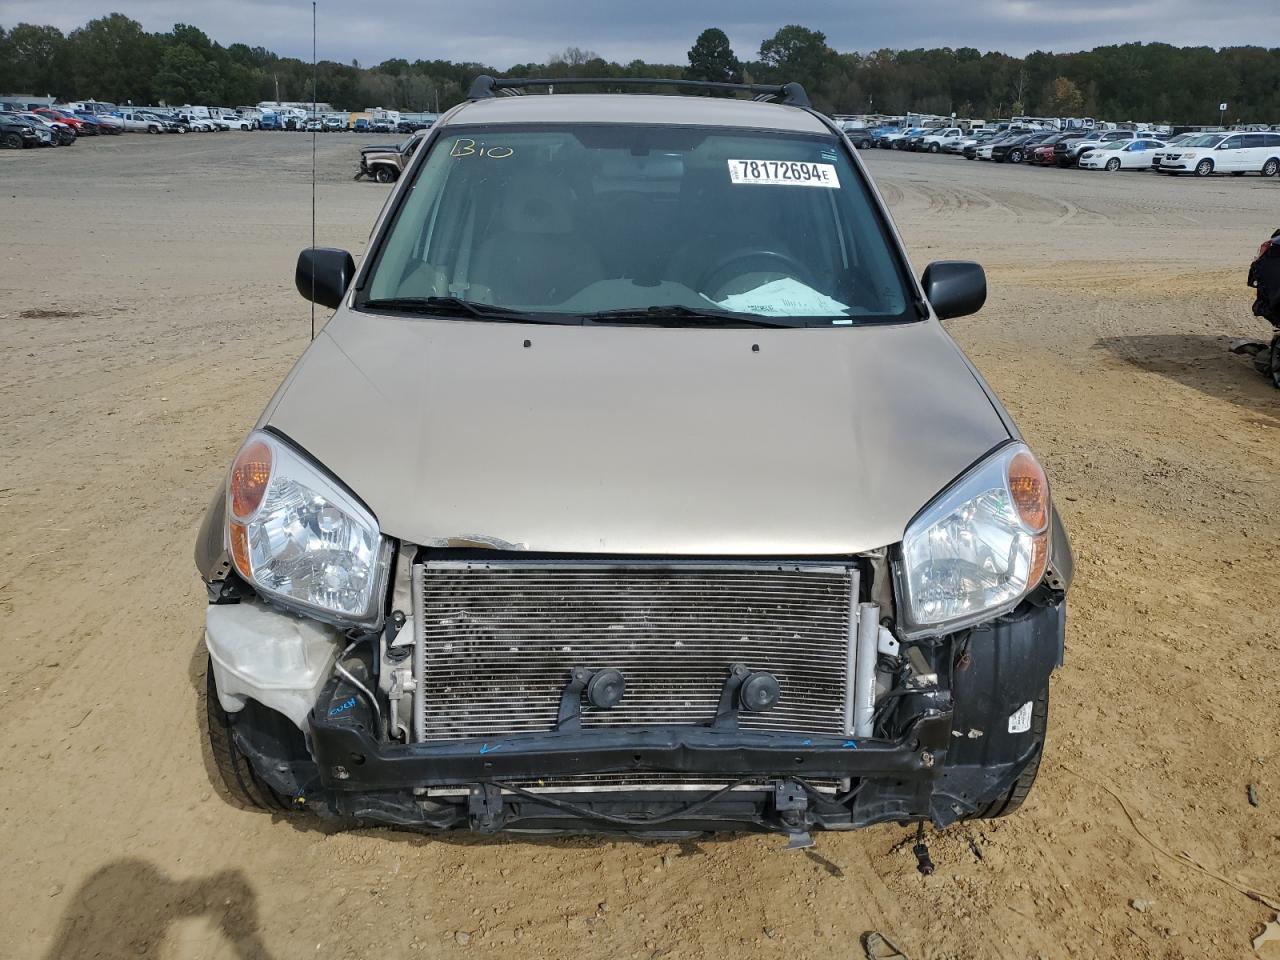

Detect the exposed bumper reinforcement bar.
xmin=309 ymin=709 xmax=953 ymax=791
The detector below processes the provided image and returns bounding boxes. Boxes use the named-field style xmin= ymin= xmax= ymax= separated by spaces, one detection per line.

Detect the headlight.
xmin=896 ymin=443 xmax=1050 ymax=637
xmin=226 ymin=431 xmax=390 ymax=626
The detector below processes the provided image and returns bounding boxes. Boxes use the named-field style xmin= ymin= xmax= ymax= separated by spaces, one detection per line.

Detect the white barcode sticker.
xmin=1008 ymin=701 xmax=1033 ymax=734
xmin=728 ymin=159 xmax=840 ymax=188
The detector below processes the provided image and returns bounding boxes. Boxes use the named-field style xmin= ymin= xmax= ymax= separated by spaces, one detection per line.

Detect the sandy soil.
xmin=1 ymin=133 xmax=1278 ymax=960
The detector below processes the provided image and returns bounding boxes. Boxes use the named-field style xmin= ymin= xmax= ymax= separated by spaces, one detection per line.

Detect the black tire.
xmin=1106 ymin=157 xmax=1121 ymax=172
xmin=374 ymin=166 xmax=396 ymax=183
xmin=1264 ymin=158 xmax=1280 ymax=178
xmin=1010 ymin=149 xmax=1024 ymax=163
xmin=1195 ymin=158 xmax=1214 ymax=177
xmin=929 ymin=142 xmax=940 ymax=153
xmin=1 ymin=132 xmax=23 ymax=149
xmin=968 ymin=688 xmax=1049 ymax=819
xmin=205 ymin=664 xmax=299 ymax=814
xmin=1270 ymin=339 xmax=1280 ymax=390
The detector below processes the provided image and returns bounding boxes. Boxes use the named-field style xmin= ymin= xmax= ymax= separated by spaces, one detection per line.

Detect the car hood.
xmin=261 ymin=310 xmax=1011 ymax=555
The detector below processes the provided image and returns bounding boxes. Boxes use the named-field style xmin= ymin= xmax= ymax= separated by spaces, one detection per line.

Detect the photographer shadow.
xmin=43 ymin=859 xmax=274 ymax=960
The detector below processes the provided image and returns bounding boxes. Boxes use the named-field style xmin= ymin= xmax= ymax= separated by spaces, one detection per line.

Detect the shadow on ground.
xmin=43 ymin=859 xmax=273 ymax=959
xmin=1094 ymin=333 xmax=1279 ymax=426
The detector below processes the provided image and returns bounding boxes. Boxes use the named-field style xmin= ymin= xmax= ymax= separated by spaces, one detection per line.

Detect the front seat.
xmin=469 ymin=172 xmax=606 ymax=306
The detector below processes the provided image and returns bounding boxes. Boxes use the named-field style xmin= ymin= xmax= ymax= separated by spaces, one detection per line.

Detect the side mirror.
xmin=921 ymin=261 xmax=987 ymax=320
xmin=295 ymin=247 xmax=356 ymax=309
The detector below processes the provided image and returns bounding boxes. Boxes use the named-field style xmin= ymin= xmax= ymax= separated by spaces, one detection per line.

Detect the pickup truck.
xmin=916 ymin=127 xmax=966 ymax=153
xmin=115 ymin=109 xmax=167 ymax=134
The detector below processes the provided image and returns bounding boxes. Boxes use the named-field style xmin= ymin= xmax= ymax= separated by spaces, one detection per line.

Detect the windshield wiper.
xmin=361 ymin=296 xmax=568 ymax=323
xmin=580 ymin=305 xmax=803 ymax=328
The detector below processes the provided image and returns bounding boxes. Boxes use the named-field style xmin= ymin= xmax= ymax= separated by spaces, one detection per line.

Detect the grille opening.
xmin=412 ymin=561 xmax=859 ymax=744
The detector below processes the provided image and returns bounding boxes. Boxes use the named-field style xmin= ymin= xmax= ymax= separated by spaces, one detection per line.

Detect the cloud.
xmin=1 ymin=0 xmax=1273 ymax=67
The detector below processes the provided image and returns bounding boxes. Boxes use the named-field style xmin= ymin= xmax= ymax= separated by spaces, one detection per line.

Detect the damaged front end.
xmin=202 ymin=535 xmax=1067 ymax=840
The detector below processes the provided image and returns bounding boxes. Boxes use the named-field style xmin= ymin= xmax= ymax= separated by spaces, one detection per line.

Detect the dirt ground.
xmin=1 ymin=132 xmax=1278 ymax=960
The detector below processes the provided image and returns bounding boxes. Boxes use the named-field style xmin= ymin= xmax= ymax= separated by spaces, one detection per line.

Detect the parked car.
xmin=1159 ymin=132 xmax=1280 ymax=177
xmin=354 ymin=130 xmax=428 ymax=182
xmin=353 ymin=117 xmax=371 ymax=133
xmin=324 ymin=117 xmax=347 ymax=132
xmin=64 ymin=112 xmax=99 ymax=136
xmin=93 ymin=113 xmax=124 ymax=135
xmin=18 ymin=111 xmax=75 ymax=146
xmin=220 ymin=113 xmax=256 ymax=131
xmin=1054 ymin=130 xmax=1154 ymax=167
xmin=991 ymin=133 xmax=1052 ymax=163
xmin=1079 ymin=138 xmax=1167 ymax=171
xmin=2 ymin=113 xmax=57 ymax=146
xmin=840 ymin=123 xmax=874 ymax=149
xmin=178 ymin=113 xmax=218 ymax=132
xmin=915 ymin=127 xmax=965 ymax=153
xmin=370 ymin=119 xmax=394 ymax=133
xmin=1150 ymin=133 xmax=1198 ymax=170
xmin=880 ymin=127 xmax=923 ymax=149
xmin=113 ymin=109 xmax=166 ymax=134
xmin=199 ymin=76 xmax=1072 ymax=840
xmin=1234 ymin=230 xmax=1280 ymax=387
xmin=305 ymin=118 xmax=324 ymax=132
xmin=1027 ymin=133 xmax=1077 ymax=166
xmin=872 ymin=127 xmax=902 ymax=148
xmin=956 ymin=130 xmax=1000 ymax=158
xmin=34 ymin=108 xmax=86 ymax=135
xmin=0 ymin=117 xmax=38 ymax=149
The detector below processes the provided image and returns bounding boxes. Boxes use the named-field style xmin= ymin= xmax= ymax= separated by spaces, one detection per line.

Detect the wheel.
xmin=1 ymin=132 xmax=23 ymax=149
xmin=1270 ymin=339 xmax=1280 ymax=390
xmin=929 ymin=142 xmax=940 ymax=153
xmin=1105 ymin=157 xmax=1121 ymax=172
xmin=1264 ymin=158 xmax=1280 ymax=178
xmin=205 ymin=662 xmax=305 ymax=814
xmin=374 ymin=166 xmax=395 ymax=183
xmin=1195 ymin=158 xmax=1214 ymax=177
xmin=968 ymin=688 xmax=1049 ymax=819
xmin=1010 ymin=149 xmax=1023 ymax=163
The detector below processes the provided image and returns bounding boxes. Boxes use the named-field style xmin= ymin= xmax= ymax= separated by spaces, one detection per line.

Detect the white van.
xmin=1161 ymin=132 xmax=1280 ymax=177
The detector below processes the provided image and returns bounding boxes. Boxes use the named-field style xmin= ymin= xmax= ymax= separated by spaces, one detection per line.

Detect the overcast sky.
xmin=2 ymin=0 xmax=1271 ymax=66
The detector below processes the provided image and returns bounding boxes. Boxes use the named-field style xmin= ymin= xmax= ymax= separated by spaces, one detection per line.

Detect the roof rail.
xmin=467 ymin=75 xmax=810 ymax=108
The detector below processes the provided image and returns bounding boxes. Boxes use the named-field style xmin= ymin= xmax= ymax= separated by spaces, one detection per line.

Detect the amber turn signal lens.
xmin=229 ymin=521 xmax=252 ymax=579
xmin=229 ymin=439 xmax=272 ymax=521
xmin=1029 ymin=532 xmax=1049 ymax=587
xmin=1008 ymin=451 xmax=1049 ymax=533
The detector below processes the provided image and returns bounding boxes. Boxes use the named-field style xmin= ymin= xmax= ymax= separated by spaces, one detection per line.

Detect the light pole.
xmin=1219 ymin=101 xmax=1227 ymax=128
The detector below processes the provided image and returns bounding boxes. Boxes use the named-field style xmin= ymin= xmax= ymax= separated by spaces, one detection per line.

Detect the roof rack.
xmin=467 ymin=75 xmax=811 ymax=109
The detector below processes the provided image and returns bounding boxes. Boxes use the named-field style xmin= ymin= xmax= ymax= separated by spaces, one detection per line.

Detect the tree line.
xmin=2 ymin=15 xmax=1277 ymax=125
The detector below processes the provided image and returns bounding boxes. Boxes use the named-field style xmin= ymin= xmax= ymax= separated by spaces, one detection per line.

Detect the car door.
xmin=1215 ymin=134 xmax=1245 ymax=171
xmin=1239 ymin=134 xmax=1268 ymax=172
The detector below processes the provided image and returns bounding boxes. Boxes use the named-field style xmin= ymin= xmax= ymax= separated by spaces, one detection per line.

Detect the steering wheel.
xmin=698 ymin=249 xmax=814 ymax=299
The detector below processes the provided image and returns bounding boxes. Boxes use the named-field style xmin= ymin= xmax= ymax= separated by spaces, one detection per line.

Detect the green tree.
xmin=6 ymin=23 xmax=66 ymax=95
xmin=66 ymin=14 xmax=158 ymax=103
xmin=685 ymin=28 xmax=741 ymax=84
xmin=154 ymin=43 xmax=221 ymax=104
xmin=756 ymin=25 xmax=836 ymax=106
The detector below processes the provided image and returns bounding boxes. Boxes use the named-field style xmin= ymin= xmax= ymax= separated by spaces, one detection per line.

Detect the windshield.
xmin=1185 ymin=134 xmax=1225 ymax=147
xmin=360 ymin=124 xmax=912 ymax=325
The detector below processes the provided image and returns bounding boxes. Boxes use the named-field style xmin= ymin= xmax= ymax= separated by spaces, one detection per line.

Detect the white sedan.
xmin=1078 ymin=138 xmax=1166 ymax=171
